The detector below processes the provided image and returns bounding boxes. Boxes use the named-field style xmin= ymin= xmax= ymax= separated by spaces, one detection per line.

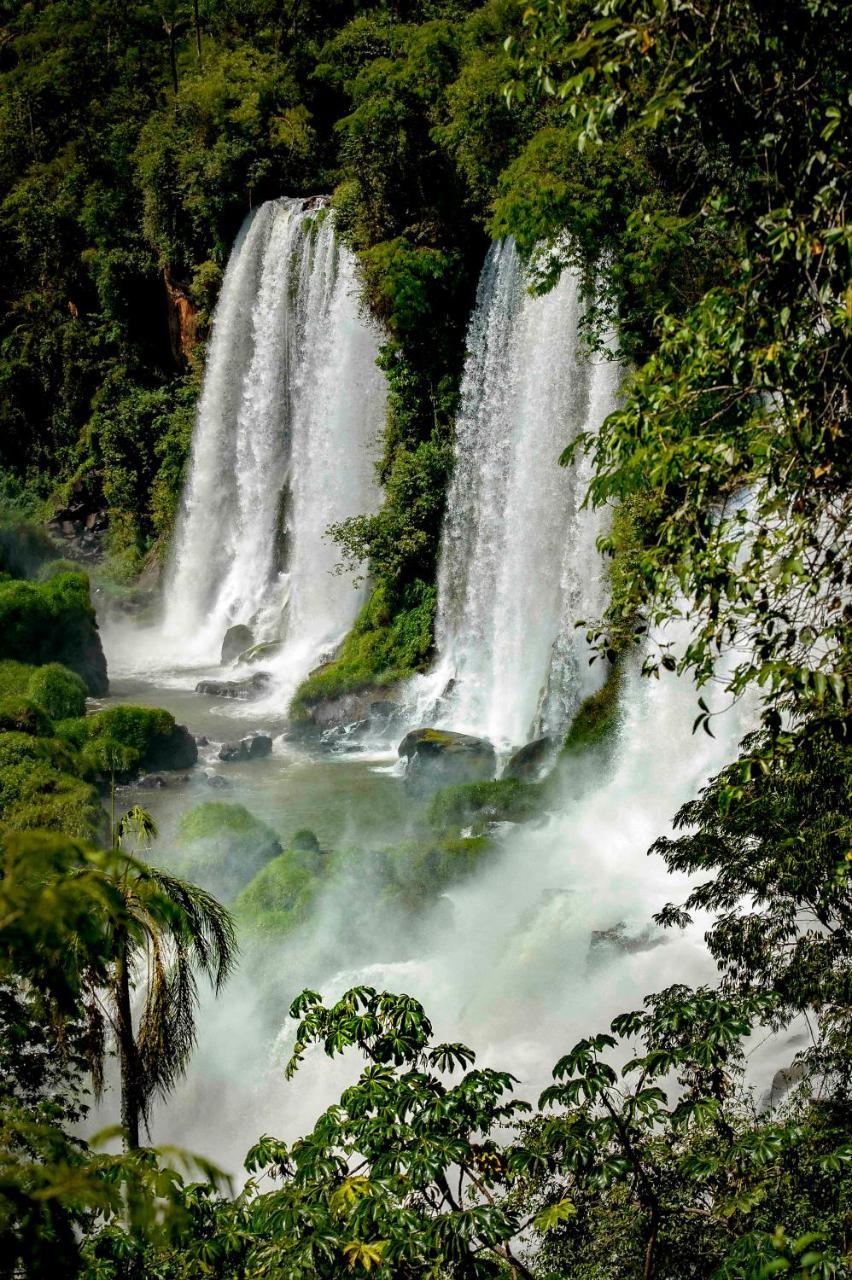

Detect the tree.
xmin=92 ymin=805 xmax=237 ymax=1149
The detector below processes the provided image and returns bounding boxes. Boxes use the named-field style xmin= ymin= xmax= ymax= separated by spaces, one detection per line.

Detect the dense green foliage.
xmin=0 ymin=571 xmax=107 ymax=693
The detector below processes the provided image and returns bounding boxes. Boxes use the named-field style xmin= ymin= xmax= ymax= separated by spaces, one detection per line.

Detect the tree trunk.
xmin=192 ymin=0 xmax=202 ymax=61
xmin=114 ymin=942 xmax=141 ymax=1150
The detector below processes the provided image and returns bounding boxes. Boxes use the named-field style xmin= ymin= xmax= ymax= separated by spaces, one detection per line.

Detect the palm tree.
xmin=88 ymin=805 xmax=237 ymax=1149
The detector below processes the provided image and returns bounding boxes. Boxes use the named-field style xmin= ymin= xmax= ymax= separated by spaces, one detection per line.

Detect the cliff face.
xmin=164 ymin=267 xmax=200 ymax=364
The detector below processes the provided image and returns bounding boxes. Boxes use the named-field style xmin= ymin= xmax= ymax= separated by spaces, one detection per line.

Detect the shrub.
xmin=0 ymin=698 xmax=54 ymax=737
xmin=0 ymin=760 xmax=104 ymax=840
xmin=292 ymin=828 xmax=321 ymax=853
xmin=0 ymin=661 xmax=36 ymax=700
xmin=27 ymin=664 xmax=88 ymax=720
xmin=0 ymin=731 xmax=80 ymax=775
xmin=0 ymin=572 xmax=107 ymax=694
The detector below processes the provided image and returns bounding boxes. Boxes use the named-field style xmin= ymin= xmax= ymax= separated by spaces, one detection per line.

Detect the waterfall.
xmin=163 ymin=197 xmax=384 ymax=693
xmin=419 ymin=239 xmax=619 ymax=748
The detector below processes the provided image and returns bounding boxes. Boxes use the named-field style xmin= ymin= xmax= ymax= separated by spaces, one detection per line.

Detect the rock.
xmin=759 ymin=1060 xmax=806 ymax=1112
xmin=194 ymin=735 xmax=209 ymax=746
xmin=218 ymin=733 xmax=273 ymax=763
xmin=588 ymin=921 xmax=667 ymax=968
xmin=398 ymin=728 xmax=496 ymax=794
xmin=206 ymin=772 xmax=231 ymax=789
xmin=221 ymin=624 xmax=255 ymax=665
xmin=297 ymin=684 xmax=402 ymax=730
xmin=503 ymin=736 xmax=558 ymax=782
xmin=196 ymin=671 xmax=271 ymax=700
xmin=236 ymin=640 xmax=284 ymax=666
xmin=137 ymin=773 xmax=168 ymax=789
xmin=145 ymin=724 xmax=198 ymax=772
xmin=369 ymin=699 xmax=399 ymax=721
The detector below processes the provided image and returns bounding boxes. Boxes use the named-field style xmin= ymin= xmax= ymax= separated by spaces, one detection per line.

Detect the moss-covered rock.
xmin=427 ymin=778 xmax=543 ymax=834
xmin=233 ymin=843 xmax=325 ymax=939
xmin=291 ymin=582 xmax=435 ymax=721
xmin=26 ymin=663 xmax=88 ymax=720
xmin=175 ymin=802 xmax=283 ymax=901
xmin=0 ymin=572 xmax=108 ymax=694
xmin=398 ymin=727 xmax=496 ymax=793
xmin=502 ymin=736 xmax=558 ymax=781
xmin=220 ymin=624 xmax=255 ymax=665
xmin=563 ymin=664 xmax=624 ymax=757
xmin=55 ymin=704 xmax=197 ymax=780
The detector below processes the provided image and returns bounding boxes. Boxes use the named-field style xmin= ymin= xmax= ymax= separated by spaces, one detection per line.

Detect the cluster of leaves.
xmin=0 ymin=827 xmax=233 ymax=1277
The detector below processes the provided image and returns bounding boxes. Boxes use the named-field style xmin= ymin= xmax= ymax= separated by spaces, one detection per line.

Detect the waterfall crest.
xmin=420 ymin=240 xmax=619 ymax=748
xmin=163 ymin=197 xmax=384 ymax=691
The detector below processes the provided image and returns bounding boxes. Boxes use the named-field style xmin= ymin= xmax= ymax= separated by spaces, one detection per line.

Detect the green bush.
xmin=427 ymin=778 xmax=542 ymax=834
xmin=0 ymin=698 xmax=54 ymax=737
xmin=0 ymin=731 xmax=80 ymax=775
xmin=291 ymin=828 xmax=321 ymax=853
xmin=0 ymin=661 xmax=36 ymax=700
xmin=54 ymin=704 xmax=196 ymax=780
xmin=27 ymin=664 xmax=88 ymax=721
xmin=175 ymin=803 xmax=283 ymax=902
xmin=0 ymin=572 xmax=107 ymax=694
xmin=0 ymin=760 xmax=103 ymax=840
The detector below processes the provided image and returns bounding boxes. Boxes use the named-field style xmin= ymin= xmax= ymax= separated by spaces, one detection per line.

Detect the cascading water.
xmin=414 ymin=239 xmax=619 ymax=749
xmin=162 ymin=197 xmax=385 ymax=698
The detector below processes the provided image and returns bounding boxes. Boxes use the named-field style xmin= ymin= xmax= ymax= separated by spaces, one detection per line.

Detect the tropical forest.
xmin=0 ymin=0 xmax=850 ymax=1275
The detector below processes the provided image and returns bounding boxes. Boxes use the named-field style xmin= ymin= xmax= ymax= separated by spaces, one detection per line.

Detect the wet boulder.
xmin=218 ymin=733 xmax=273 ymax=763
xmin=503 ymin=736 xmax=558 ymax=782
xmin=196 ymin=671 xmax=271 ymax=700
xmin=398 ymin=728 xmax=496 ymax=794
xmin=236 ymin=640 xmax=283 ymax=666
xmin=587 ymin=921 xmax=667 ymax=969
xmin=144 ymin=723 xmax=198 ymax=771
xmin=221 ymin=624 xmax=254 ymax=665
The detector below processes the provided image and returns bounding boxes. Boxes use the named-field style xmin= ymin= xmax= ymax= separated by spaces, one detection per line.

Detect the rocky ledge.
xmin=398 ymin=727 xmax=496 ymax=794
xmin=196 ymin=671 xmax=271 ymax=700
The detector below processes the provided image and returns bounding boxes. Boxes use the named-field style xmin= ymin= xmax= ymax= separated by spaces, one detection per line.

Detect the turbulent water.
xmin=411 ymin=239 xmax=619 ymax=749
xmin=162 ymin=197 xmax=384 ymax=699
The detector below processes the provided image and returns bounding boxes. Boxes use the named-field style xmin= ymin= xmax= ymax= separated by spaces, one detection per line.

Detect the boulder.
xmin=221 ymin=624 xmax=254 ymax=665
xmin=296 ymin=685 xmax=402 ymax=731
xmin=503 ymin=736 xmax=558 ymax=782
xmin=236 ymin=640 xmax=284 ymax=666
xmin=218 ymin=733 xmax=273 ymax=763
xmin=137 ymin=773 xmax=168 ymax=789
xmin=196 ymin=671 xmax=271 ymax=700
xmin=138 ymin=771 xmax=191 ymax=789
xmin=588 ymin=921 xmax=667 ymax=969
xmin=398 ymin=728 xmax=496 ymax=794
xmin=206 ymin=772 xmax=231 ymax=789
xmin=144 ymin=723 xmax=198 ymax=772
